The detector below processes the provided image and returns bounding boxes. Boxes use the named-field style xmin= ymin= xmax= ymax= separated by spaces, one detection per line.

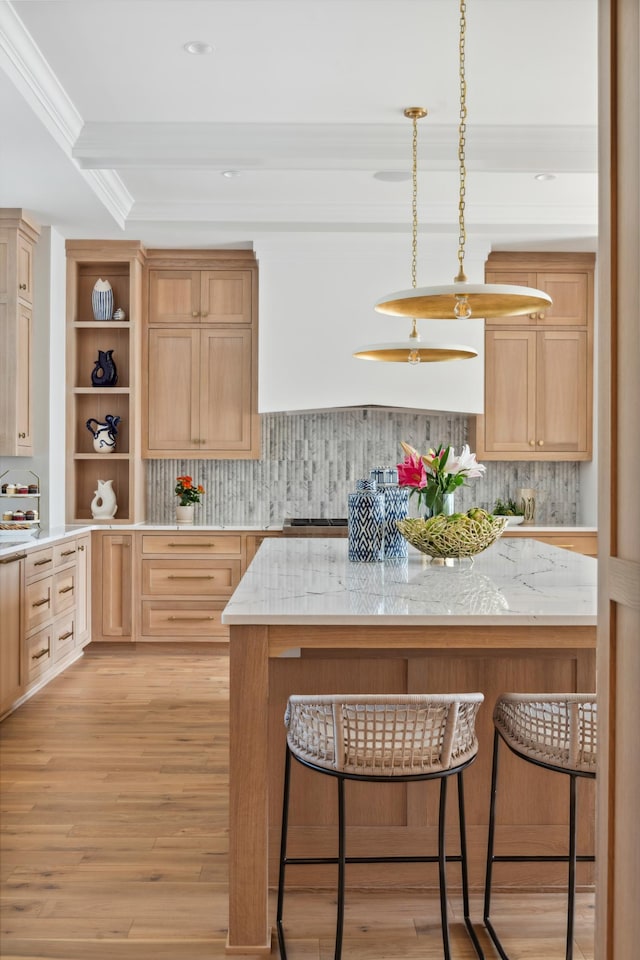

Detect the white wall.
xmin=255 ymin=232 xmax=488 ymax=414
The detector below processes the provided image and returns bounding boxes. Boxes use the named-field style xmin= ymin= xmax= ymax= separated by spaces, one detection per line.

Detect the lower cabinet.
xmin=503 ymin=530 xmax=597 ymax=557
xmin=91 ymin=532 xmax=133 ymax=641
xmin=0 ymin=533 xmax=93 ymax=719
xmin=0 ymin=552 xmax=24 ymax=718
xmin=138 ymin=531 xmax=242 ymax=642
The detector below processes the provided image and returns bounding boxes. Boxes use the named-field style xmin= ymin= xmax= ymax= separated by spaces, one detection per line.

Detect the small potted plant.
xmin=174 ymin=475 xmax=205 ymax=524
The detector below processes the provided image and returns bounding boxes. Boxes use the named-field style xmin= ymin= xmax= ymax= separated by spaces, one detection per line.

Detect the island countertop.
xmin=222 ymin=535 xmax=597 ymax=627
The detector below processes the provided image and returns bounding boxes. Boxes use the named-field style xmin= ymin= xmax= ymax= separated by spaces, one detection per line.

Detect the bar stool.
xmin=483 ymin=693 xmax=597 ymax=960
xmin=276 ymin=693 xmax=485 ymax=960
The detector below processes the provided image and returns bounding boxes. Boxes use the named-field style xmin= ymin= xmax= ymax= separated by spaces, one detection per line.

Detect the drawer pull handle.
xmin=554 ymin=544 xmax=575 ymax=548
xmin=58 ymin=630 xmax=74 ymax=641
xmin=167 ymin=615 xmax=215 ymax=621
xmin=32 ymin=596 xmax=50 ymax=608
xmin=78 ymin=544 xmax=85 ymax=552
xmin=32 ymin=647 xmax=49 ymax=660
xmin=34 ymin=557 xmax=52 ymax=566
xmin=59 ymin=585 xmax=74 ymax=594
xmin=167 ymin=574 xmax=214 ymax=580
xmin=0 ymin=553 xmax=26 ymax=564
xmin=167 ymin=542 xmax=216 ymax=547
xmin=60 ymin=549 xmax=76 ymax=557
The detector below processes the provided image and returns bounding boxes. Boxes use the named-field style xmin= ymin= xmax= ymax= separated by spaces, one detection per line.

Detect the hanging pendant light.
xmin=354 ymin=108 xmax=477 ymax=364
xmin=374 ymin=0 xmax=552 ymax=321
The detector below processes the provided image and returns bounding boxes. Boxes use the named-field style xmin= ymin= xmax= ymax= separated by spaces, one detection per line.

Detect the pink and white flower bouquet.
xmin=397 ymin=441 xmax=486 ymax=516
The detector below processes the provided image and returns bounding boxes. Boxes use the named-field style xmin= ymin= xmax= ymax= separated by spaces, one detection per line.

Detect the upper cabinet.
xmin=65 ymin=241 xmax=146 ymax=524
xmin=471 ymin=252 xmax=595 ymax=461
xmin=143 ymin=250 xmax=259 ymax=459
xmin=0 ymin=209 xmax=41 ymax=456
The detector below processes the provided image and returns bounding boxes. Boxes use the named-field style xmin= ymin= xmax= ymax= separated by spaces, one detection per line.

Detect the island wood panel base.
xmin=227 ymin=622 xmax=596 ymax=953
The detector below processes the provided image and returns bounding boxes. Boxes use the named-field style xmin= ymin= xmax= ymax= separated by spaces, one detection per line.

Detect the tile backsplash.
xmin=145 ymin=409 xmax=579 ymax=525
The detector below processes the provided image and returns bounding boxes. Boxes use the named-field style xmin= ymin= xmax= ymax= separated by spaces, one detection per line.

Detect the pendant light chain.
xmin=411 ymin=113 xmax=419 ymax=290
xmin=456 ymin=0 xmax=468 ymax=285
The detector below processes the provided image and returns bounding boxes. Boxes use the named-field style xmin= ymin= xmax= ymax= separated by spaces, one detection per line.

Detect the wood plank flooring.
xmin=0 ymin=645 xmax=595 ymax=959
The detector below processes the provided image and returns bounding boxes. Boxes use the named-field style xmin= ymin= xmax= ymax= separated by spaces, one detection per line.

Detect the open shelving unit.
xmin=65 ymin=241 xmax=146 ymax=524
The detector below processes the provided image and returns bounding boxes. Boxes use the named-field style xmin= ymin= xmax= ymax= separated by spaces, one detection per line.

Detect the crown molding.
xmin=0 ymin=1 xmax=133 ymax=227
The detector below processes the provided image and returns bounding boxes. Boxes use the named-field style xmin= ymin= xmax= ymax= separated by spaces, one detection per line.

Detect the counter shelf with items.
xmin=0 ymin=469 xmax=41 ymax=538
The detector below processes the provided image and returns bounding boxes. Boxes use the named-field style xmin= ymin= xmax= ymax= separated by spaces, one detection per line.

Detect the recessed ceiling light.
xmin=183 ymin=40 xmax=213 ymax=55
xmin=374 ymin=171 xmax=412 ymax=182
xmin=534 ymin=173 xmax=556 ymax=181
xmin=221 ymin=170 xmax=240 ymax=179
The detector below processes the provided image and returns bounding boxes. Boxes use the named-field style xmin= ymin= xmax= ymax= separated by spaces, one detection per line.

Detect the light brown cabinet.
xmin=138 ymin=531 xmax=243 ymax=643
xmin=65 ymin=240 xmax=146 ymax=524
xmin=0 ymin=552 xmax=24 ymax=717
xmin=91 ymin=531 xmax=133 ymax=641
xmin=143 ymin=251 xmax=259 ymax=459
xmin=471 ymin=252 xmax=595 ymax=461
xmin=503 ymin=529 xmax=597 ymax=557
xmin=0 ymin=209 xmax=40 ymax=456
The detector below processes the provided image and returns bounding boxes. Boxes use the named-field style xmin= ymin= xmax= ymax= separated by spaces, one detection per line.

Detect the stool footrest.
xmin=491 ymin=854 xmax=595 ymax=863
xmin=284 ymin=854 xmax=464 ymax=866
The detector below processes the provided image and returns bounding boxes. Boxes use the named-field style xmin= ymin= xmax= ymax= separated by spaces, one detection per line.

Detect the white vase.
xmin=176 ymin=504 xmax=194 ymax=524
xmin=91 ymin=479 xmax=117 ymax=519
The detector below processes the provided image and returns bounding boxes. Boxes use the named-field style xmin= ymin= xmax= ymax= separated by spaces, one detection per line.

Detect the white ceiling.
xmin=0 ymin=0 xmax=598 ymax=249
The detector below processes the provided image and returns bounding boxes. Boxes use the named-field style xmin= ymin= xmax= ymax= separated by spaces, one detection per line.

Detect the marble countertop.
xmin=222 ymin=537 xmax=597 ymax=627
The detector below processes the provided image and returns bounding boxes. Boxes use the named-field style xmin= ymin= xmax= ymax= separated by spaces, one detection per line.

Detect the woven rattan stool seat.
xmin=484 ymin=692 xmax=597 ymax=960
xmin=278 ymin=693 xmax=485 ymax=960
xmin=285 ymin=693 xmax=483 ymax=778
xmin=493 ymin=693 xmax=597 ymax=774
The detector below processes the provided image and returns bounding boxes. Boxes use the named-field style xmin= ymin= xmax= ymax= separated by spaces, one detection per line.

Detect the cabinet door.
xmin=17 ymin=234 xmax=34 ymax=305
xmin=16 ymin=303 xmax=33 ymax=454
xmin=485 ymin=269 xmax=540 ymax=325
xmin=536 ymin=330 xmax=589 ymax=454
xmin=484 ymin=330 xmax=537 ymax=453
xmin=74 ymin=535 xmax=91 ymax=646
xmin=200 ymin=271 xmax=252 ymax=324
xmin=200 ymin=328 xmax=254 ymax=453
xmin=93 ymin=533 xmax=132 ymax=640
xmin=147 ymin=328 xmax=201 ymax=451
xmin=148 ymin=270 xmax=201 ymax=322
xmin=0 ymin=555 xmax=23 ymax=716
xmin=536 ymin=272 xmax=589 ymax=326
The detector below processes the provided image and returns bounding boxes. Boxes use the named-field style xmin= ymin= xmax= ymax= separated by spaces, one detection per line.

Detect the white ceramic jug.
xmin=91 ymin=479 xmax=118 ymax=519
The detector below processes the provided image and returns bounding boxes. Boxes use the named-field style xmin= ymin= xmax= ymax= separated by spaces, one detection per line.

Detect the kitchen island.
xmin=222 ymin=537 xmax=597 ymax=954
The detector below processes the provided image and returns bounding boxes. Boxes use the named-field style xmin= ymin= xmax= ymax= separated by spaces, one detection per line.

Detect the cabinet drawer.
xmin=141 ymin=601 xmax=227 ymax=638
xmin=141 ymin=533 xmax=242 ymax=556
xmin=54 ymin=541 xmax=79 ymax=569
xmin=25 ymin=548 xmax=54 ymax=580
xmin=52 ymin=614 xmax=76 ymax=663
xmin=25 ymin=576 xmax=53 ymax=632
xmin=141 ymin=559 xmax=240 ymax=598
xmin=535 ymin=534 xmax=598 ymax=556
xmin=25 ymin=624 xmax=53 ymax=683
xmin=53 ymin=569 xmax=76 ymax=615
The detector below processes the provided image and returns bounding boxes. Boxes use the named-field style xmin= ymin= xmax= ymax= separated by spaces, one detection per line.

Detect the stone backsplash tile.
xmin=146 ymin=409 xmax=578 ymax=525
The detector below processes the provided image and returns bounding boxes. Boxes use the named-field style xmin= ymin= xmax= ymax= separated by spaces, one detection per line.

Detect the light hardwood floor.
xmin=0 ymin=645 xmax=594 ymax=959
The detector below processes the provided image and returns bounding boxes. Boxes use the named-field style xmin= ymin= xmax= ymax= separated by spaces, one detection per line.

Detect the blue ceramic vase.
xmin=348 ymin=479 xmax=385 ymax=562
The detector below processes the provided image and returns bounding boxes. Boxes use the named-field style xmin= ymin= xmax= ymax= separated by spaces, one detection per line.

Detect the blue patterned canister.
xmin=382 ymin=484 xmax=410 ymax=558
xmin=92 ymin=278 xmax=114 ymax=321
xmin=348 ymin=479 xmax=385 ymax=562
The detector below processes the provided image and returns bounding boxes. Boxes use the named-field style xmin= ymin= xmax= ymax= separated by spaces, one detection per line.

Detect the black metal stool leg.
xmin=437 ymin=775 xmax=452 ymax=960
xmin=276 ymin=746 xmax=292 ymax=960
xmin=483 ymin=729 xmax=510 ymax=960
xmin=335 ymin=775 xmax=346 ymax=960
xmin=566 ymin=774 xmax=578 ymax=960
xmin=457 ymin=772 xmax=485 ymax=958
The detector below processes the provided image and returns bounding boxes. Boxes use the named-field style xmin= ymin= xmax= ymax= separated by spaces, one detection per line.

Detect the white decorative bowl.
xmin=496 ymin=515 xmax=524 ymax=526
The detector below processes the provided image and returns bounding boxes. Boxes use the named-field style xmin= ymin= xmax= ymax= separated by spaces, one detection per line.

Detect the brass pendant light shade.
xmin=374 ymin=0 xmax=551 ymax=323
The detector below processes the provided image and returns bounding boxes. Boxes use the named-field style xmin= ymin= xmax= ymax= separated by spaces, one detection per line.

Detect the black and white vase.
xmin=381 ymin=484 xmax=410 ymax=558
xmin=348 ymin=479 xmax=385 ymax=562
xmin=92 ymin=278 xmax=113 ymax=321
